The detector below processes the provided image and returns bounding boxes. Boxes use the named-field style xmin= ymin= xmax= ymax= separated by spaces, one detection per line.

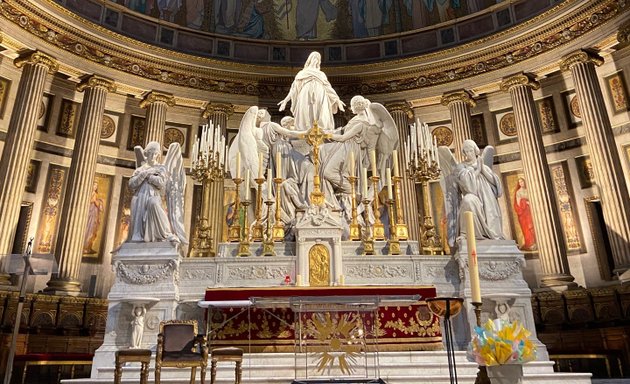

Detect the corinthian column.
xmin=386 ymin=102 xmax=419 ymax=241
xmin=441 ymin=90 xmax=475 ymax=161
xmin=561 ymin=50 xmax=630 ymax=274
xmin=45 ymin=75 xmax=116 ymax=295
xmin=0 ymin=51 xmax=58 ymax=286
xmin=140 ymin=91 xmax=175 ymax=146
xmin=501 ymin=73 xmax=576 ymax=289
xmin=201 ymin=103 xmax=234 ymax=253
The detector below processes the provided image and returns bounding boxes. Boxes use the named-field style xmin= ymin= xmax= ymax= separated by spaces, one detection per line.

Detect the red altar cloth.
xmin=204 ymin=286 xmax=442 ymax=352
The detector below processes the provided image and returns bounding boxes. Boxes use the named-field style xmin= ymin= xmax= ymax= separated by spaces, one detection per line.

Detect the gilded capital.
xmin=76 ymin=75 xmax=117 ymax=93
xmin=14 ymin=50 xmax=58 ymax=74
xmin=560 ymin=49 xmax=604 ymax=72
xmin=440 ymin=90 xmax=476 ymax=108
xmin=500 ymin=73 xmax=540 ymax=92
xmin=202 ymin=102 xmax=234 ymax=118
xmin=140 ymin=91 xmax=175 ymax=108
xmin=385 ymin=101 xmax=413 ymax=119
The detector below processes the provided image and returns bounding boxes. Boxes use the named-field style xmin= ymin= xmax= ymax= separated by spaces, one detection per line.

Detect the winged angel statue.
xmin=128 ymin=141 xmax=188 ymax=244
xmin=438 ymin=139 xmax=504 ymax=247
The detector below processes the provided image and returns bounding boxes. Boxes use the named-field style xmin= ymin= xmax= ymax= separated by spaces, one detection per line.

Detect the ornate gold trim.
xmin=202 ymin=103 xmax=235 ymax=119
xmin=139 ymin=90 xmax=175 ymax=108
xmin=560 ymin=49 xmax=605 ymax=72
xmin=440 ymin=90 xmax=476 ymax=108
xmin=618 ymin=19 xmax=630 ymax=47
xmin=76 ymin=74 xmax=116 ymax=93
xmin=385 ymin=101 xmax=413 ymax=118
xmin=500 ymin=73 xmax=540 ymax=92
xmin=13 ymin=50 xmax=58 ymax=74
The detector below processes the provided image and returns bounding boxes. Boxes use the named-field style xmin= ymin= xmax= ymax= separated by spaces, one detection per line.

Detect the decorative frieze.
xmin=115 ymin=259 xmax=178 ymax=285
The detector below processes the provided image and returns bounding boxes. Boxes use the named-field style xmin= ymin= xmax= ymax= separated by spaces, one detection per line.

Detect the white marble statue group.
xmin=126 ymin=51 xmax=505 ymax=247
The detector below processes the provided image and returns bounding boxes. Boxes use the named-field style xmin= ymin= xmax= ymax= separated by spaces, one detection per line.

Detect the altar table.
xmin=202 ymin=286 xmax=442 ymax=352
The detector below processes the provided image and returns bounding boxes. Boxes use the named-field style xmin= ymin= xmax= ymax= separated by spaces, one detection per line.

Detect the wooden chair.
xmin=155 ymin=320 xmax=208 ymax=384
xmin=210 ymin=347 xmax=243 ymax=384
xmin=114 ymin=349 xmax=151 ymax=384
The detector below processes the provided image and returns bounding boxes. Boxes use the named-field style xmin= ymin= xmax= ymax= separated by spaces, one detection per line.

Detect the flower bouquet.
xmin=468 ymin=319 xmax=537 ymax=384
xmin=469 ymin=318 xmax=536 ymax=366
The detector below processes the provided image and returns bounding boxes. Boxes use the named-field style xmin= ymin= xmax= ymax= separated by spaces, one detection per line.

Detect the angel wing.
xmin=481 ymin=145 xmax=503 ymax=198
xmin=368 ymin=102 xmax=399 ymax=179
xmin=164 ymin=142 xmax=188 ymax=245
xmin=437 ymin=146 xmax=460 ymax=247
xmin=134 ymin=146 xmax=146 ymax=168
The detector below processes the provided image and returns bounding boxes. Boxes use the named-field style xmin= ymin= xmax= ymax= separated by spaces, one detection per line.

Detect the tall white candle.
xmin=392 ymin=150 xmax=399 ymax=177
xmin=258 ymin=152 xmax=263 ymax=179
xmin=245 ymin=169 xmax=251 ymax=201
xmin=349 ymin=151 xmax=355 ymax=177
xmin=464 ymin=211 xmax=482 ymax=303
xmin=361 ymin=167 xmax=368 ymax=197
xmin=370 ymin=150 xmax=377 ymax=176
xmin=386 ymin=168 xmax=393 ymax=200
xmin=276 ymin=152 xmax=282 ymax=178
xmin=267 ymin=169 xmax=273 ymax=200
xmin=236 ymin=152 xmax=241 ymax=179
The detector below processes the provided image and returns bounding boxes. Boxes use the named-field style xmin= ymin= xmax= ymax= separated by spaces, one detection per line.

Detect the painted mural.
xmin=36 ymin=164 xmax=68 ymax=254
xmin=550 ymin=162 xmax=583 ymax=252
xmin=114 ymin=177 xmax=133 ymax=249
xmin=503 ymin=172 xmax=537 ymax=253
xmin=107 ymin=0 xmax=504 ymax=41
xmin=83 ymin=174 xmax=114 ymax=260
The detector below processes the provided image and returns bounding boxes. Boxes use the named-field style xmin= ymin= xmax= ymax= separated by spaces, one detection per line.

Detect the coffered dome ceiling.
xmin=0 ymin=0 xmax=626 ymax=99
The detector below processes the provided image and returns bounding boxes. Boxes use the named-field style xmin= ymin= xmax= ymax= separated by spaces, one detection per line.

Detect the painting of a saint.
xmin=83 ymin=181 xmax=105 ymax=254
xmin=513 ymin=177 xmax=536 ymax=251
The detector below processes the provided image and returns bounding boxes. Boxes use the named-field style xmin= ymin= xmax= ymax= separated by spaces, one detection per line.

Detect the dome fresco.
xmin=87 ymin=0 xmax=511 ymax=41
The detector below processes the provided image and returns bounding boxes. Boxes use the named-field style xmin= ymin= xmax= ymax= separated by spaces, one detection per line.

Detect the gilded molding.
xmin=76 ymin=74 xmax=117 ymax=93
xmin=140 ymin=91 xmax=175 ymax=108
xmin=440 ymin=90 xmax=476 ymax=108
xmin=500 ymin=73 xmax=540 ymax=92
xmin=0 ymin=0 xmax=624 ymax=96
xmin=560 ymin=49 xmax=605 ymax=72
xmin=385 ymin=101 xmax=413 ymax=119
xmin=13 ymin=50 xmax=58 ymax=74
xmin=202 ymin=103 xmax=235 ymax=119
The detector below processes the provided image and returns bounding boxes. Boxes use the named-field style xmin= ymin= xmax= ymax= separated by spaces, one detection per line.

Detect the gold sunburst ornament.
xmin=305 ymin=312 xmax=365 ymax=375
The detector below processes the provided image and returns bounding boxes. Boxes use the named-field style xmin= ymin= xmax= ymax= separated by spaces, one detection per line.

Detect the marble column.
xmin=500 ymin=73 xmax=576 ymax=289
xmin=0 ymin=51 xmax=58 ymax=286
xmin=386 ymin=102 xmax=419 ymax=241
xmin=45 ymin=75 xmax=116 ymax=295
xmin=561 ymin=50 xmax=630 ymax=273
xmin=140 ymin=91 xmax=175 ymax=146
xmin=202 ymin=103 xmax=234 ymax=252
xmin=440 ymin=90 xmax=475 ymax=161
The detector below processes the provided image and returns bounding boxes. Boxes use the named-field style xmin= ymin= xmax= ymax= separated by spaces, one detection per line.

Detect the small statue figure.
xmin=130 ymin=305 xmax=146 ymax=349
xmin=438 ymin=139 xmax=504 ymax=246
xmin=128 ymin=141 xmax=188 ymax=244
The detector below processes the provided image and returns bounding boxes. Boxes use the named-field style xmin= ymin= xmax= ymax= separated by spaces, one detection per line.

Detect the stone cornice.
xmin=385 ymin=102 xmax=413 ymax=119
xmin=440 ymin=90 xmax=476 ymax=108
xmin=560 ymin=49 xmax=605 ymax=72
xmin=0 ymin=0 xmax=625 ymax=97
xmin=13 ymin=50 xmax=58 ymax=74
xmin=76 ymin=74 xmax=116 ymax=93
xmin=202 ymin=103 xmax=235 ymax=119
xmin=139 ymin=91 xmax=175 ymax=109
xmin=500 ymin=73 xmax=540 ymax=92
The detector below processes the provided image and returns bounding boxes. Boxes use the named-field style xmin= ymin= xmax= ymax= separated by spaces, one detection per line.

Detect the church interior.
xmin=0 ymin=0 xmax=630 ymax=383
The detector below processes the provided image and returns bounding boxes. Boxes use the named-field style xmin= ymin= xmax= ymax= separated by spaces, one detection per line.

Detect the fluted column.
xmin=386 ymin=102 xmax=419 ymax=241
xmin=561 ymin=50 xmax=630 ymax=273
xmin=0 ymin=51 xmax=58 ymax=286
xmin=140 ymin=91 xmax=175 ymax=146
xmin=501 ymin=73 xmax=576 ymax=289
xmin=441 ymin=90 xmax=475 ymax=161
xmin=202 ymin=103 xmax=234 ymax=249
xmin=45 ymin=76 xmax=116 ymax=295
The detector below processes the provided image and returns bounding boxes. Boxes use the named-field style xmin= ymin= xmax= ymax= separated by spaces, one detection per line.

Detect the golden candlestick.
xmin=252 ymin=177 xmax=265 ymax=242
xmin=408 ymin=153 xmax=443 ymax=255
xmin=348 ymin=175 xmax=361 ymax=241
xmin=361 ymin=198 xmax=375 ymax=255
xmin=370 ymin=175 xmax=385 ymax=241
xmin=392 ymin=175 xmax=409 ymax=240
xmin=228 ymin=177 xmax=243 ymax=242
xmin=190 ymin=153 xmax=223 ymax=257
xmin=387 ymin=198 xmax=401 ymax=255
xmin=262 ymin=200 xmax=276 ymax=256
xmin=272 ymin=177 xmax=285 ymax=241
xmin=237 ymin=200 xmax=251 ymax=257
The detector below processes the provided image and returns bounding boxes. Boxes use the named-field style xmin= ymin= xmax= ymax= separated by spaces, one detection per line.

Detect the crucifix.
xmin=301 ymin=120 xmax=331 ymax=206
